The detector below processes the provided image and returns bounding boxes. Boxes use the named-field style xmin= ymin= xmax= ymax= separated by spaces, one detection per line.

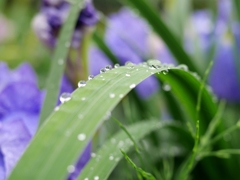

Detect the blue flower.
xmin=0 ymin=62 xmax=90 ymax=179
xmin=89 ymin=8 xmax=174 ymax=99
xmin=32 ymin=0 xmax=98 ymax=48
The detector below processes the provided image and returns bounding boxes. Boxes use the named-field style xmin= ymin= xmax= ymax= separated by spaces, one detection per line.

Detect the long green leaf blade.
xmin=39 ymin=0 xmax=85 ymax=125
xmin=122 ymin=0 xmax=199 ymax=74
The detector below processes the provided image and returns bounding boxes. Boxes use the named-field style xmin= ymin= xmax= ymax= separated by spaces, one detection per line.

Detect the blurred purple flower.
xmin=0 ymin=62 xmax=90 ymax=179
xmin=32 ymin=0 xmax=98 ymax=48
xmin=89 ymin=8 xmax=175 ymax=99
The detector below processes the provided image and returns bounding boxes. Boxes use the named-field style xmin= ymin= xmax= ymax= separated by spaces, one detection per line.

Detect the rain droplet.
xmin=114 ymin=64 xmax=120 ymax=68
xmin=91 ymin=153 xmax=96 ymax=158
xmin=109 ymin=156 xmax=114 ymax=160
xmin=115 ymin=157 xmax=120 ymax=162
xmin=54 ymin=106 xmax=60 ymax=111
xmin=100 ymin=68 xmax=106 ymax=73
xmin=117 ymin=140 xmax=124 ymax=148
xmin=60 ymin=93 xmax=71 ymax=103
xmin=58 ymin=59 xmax=64 ymax=65
xmin=109 ymin=93 xmax=115 ymax=98
xmin=105 ymin=65 xmax=112 ymax=71
xmin=163 ymin=84 xmax=171 ymax=91
xmin=94 ymin=176 xmax=99 ymax=180
xmin=88 ymin=75 xmax=94 ymax=80
xmin=78 ymin=81 xmax=86 ymax=88
xmin=67 ymin=165 xmax=75 ymax=173
xmin=125 ymin=74 xmax=130 ymax=77
xmin=178 ymin=64 xmax=188 ymax=71
xmin=84 ymin=178 xmax=89 ymax=180
xmin=129 ymin=84 xmax=136 ymax=89
xmin=78 ymin=133 xmax=86 ymax=141
xmin=81 ymin=97 xmax=86 ymax=101
xmin=119 ymin=94 xmax=124 ymax=98
xmin=149 ymin=65 xmax=156 ymax=70
xmin=162 ymin=69 xmax=168 ymax=75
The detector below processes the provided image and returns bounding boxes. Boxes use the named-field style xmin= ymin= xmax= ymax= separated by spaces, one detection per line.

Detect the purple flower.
xmin=0 ymin=62 xmax=90 ymax=179
xmin=32 ymin=0 xmax=98 ymax=48
xmin=89 ymin=8 xmax=174 ymax=99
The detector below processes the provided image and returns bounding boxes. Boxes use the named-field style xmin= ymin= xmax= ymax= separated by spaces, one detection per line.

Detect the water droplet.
xmin=78 ymin=133 xmax=86 ymax=141
xmin=119 ymin=94 xmax=124 ymax=98
xmin=58 ymin=59 xmax=64 ymax=65
xmin=54 ymin=106 xmax=60 ymax=111
xmin=114 ymin=64 xmax=120 ymax=68
xmin=104 ymin=111 xmax=111 ymax=120
xmin=60 ymin=93 xmax=71 ymax=103
xmin=117 ymin=140 xmax=124 ymax=148
xmin=105 ymin=65 xmax=112 ymax=71
xmin=163 ymin=84 xmax=171 ymax=91
xmin=67 ymin=165 xmax=75 ymax=173
xmin=78 ymin=81 xmax=86 ymax=88
xmin=125 ymin=74 xmax=130 ymax=77
xmin=88 ymin=75 xmax=94 ymax=80
xmin=129 ymin=84 xmax=136 ymax=89
xmin=149 ymin=65 xmax=156 ymax=70
xmin=109 ymin=93 xmax=115 ymax=98
xmin=109 ymin=155 xmax=114 ymax=160
xmin=125 ymin=61 xmax=135 ymax=69
xmin=178 ymin=64 xmax=188 ymax=71
xmin=115 ymin=157 xmax=120 ymax=162
xmin=84 ymin=178 xmax=89 ymax=180
xmin=91 ymin=153 xmax=96 ymax=158
xmin=162 ymin=69 xmax=168 ymax=75
xmin=94 ymin=176 xmax=99 ymax=180
xmin=81 ymin=97 xmax=86 ymax=101
xmin=100 ymin=68 xmax=106 ymax=73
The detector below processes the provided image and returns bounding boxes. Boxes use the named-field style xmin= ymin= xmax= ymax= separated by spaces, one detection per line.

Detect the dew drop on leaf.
xmin=114 ymin=64 xmax=120 ymax=68
xmin=67 ymin=165 xmax=75 ymax=173
xmin=100 ymin=68 xmax=106 ymax=73
xmin=105 ymin=65 xmax=112 ymax=71
xmin=77 ymin=133 xmax=86 ymax=141
xmin=109 ymin=155 xmax=114 ymax=160
xmin=162 ymin=70 xmax=168 ymax=75
xmin=78 ymin=81 xmax=86 ymax=88
xmin=163 ymin=84 xmax=171 ymax=91
xmin=129 ymin=84 xmax=136 ymax=89
xmin=60 ymin=93 xmax=71 ymax=103
xmin=125 ymin=74 xmax=130 ymax=77
xmin=109 ymin=93 xmax=115 ymax=98
xmin=88 ymin=75 xmax=94 ymax=80
xmin=58 ymin=59 xmax=64 ymax=65
xmin=94 ymin=176 xmax=99 ymax=180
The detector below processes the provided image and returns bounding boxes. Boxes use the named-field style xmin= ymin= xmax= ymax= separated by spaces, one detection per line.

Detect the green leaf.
xmin=122 ymin=0 xmax=199 ymax=74
xmin=39 ymin=0 xmax=86 ymax=126
xmin=9 ymin=61 xmax=174 ymax=180
xmin=78 ymin=120 xmax=189 ymax=180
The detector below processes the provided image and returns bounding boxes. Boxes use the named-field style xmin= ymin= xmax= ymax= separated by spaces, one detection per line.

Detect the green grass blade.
xmin=78 ymin=120 xmax=165 ymax=180
xmin=39 ymin=0 xmax=85 ymax=126
xmin=9 ymin=61 xmax=173 ymax=180
xmin=122 ymin=0 xmax=199 ymax=74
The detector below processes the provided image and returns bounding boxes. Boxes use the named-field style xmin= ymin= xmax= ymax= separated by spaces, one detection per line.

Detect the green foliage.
xmin=39 ymin=0 xmax=86 ymax=125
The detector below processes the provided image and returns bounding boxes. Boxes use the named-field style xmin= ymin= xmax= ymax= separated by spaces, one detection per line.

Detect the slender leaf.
xmin=122 ymin=0 xmax=199 ymax=74
xmin=39 ymin=0 xmax=86 ymax=125
xmin=9 ymin=61 xmax=174 ymax=180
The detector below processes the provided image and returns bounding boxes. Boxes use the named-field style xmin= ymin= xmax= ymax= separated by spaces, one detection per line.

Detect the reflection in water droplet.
xmin=67 ymin=165 xmax=75 ymax=173
xmin=162 ymin=70 xmax=168 ymax=75
xmin=60 ymin=93 xmax=71 ymax=103
xmin=109 ymin=93 xmax=115 ymax=98
xmin=105 ymin=65 xmax=112 ymax=71
xmin=78 ymin=81 xmax=86 ymax=88
xmin=114 ymin=64 xmax=120 ymax=68
xmin=78 ymin=133 xmax=86 ymax=141
xmin=88 ymin=75 xmax=94 ymax=80
xmin=119 ymin=94 xmax=124 ymax=98
xmin=163 ymin=84 xmax=171 ymax=91
xmin=100 ymin=68 xmax=106 ymax=73
xmin=91 ymin=153 xmax=96 ymax=158
xmin=129 ymin=84 xmax=136 ymax=89
xmin=94 ymin=176 xmax=99 ymax=180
